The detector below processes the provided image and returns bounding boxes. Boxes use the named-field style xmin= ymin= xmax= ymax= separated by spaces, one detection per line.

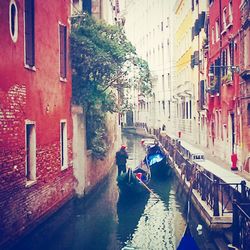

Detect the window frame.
xmin=24 ymin=0 xmax=35 ymax=70
xmin=215 ymin=19 xmax=220 ymax=41
xmin=60 ymin=120 xmax=68 ymax=170
xmin=59 ymin=23 xmax=67 ymax=81
xmin=25 ymin=120 xmax=37 ymax=187
xmin=9 ymin=0 xmax=18 ymax=43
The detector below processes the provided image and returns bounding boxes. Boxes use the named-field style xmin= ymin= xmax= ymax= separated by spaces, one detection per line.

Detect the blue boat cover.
xmin=147 ymin=153 xmax=164 ymax=166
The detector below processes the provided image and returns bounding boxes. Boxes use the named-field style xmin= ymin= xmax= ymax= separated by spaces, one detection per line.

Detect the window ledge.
xmin=24 ymin=64 xmax=36 ymax=71
xmin=226 ymin=23 xmax=233 ymax=29
xmin=221 ymin=29 xmax=227 ymax=35
xmin=25 ymin=180 xmax=37 ymax=188
xmin=61 ymin=165 xmax=69 ymax=171
xmin=60 ymin=77 xmax=67 ymax=83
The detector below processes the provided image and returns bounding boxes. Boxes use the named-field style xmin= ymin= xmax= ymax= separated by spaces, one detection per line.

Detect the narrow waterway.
xmin=11 ymin=133 xmax=216 ymax=250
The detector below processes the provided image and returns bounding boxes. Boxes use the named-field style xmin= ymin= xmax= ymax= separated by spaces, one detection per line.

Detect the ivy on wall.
xmin=70 ymin=13 xmax=152 ymax=159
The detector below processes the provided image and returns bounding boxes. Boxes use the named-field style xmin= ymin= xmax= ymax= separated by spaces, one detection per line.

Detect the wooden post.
xmin=232 ymin=198 xmax=240 ymax=248
xmin=201 ymin=173 xmax=206 ymax=201
xmin=241 ymin=180 xmax=246 ymax=202
xmin=213 ymin=178 xmax=219 ymax=216
xmin=186 ymin=164 xmax=191 ymax=182
xmin=192 ymin=165 xmax=197 ymax=190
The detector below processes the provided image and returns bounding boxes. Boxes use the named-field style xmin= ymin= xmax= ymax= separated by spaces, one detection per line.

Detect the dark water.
xmin=11 ymin=133 xmax=216 ymax=250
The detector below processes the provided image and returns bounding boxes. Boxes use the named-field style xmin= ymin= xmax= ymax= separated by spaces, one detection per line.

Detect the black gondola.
xmin=177 ymin=199 xmax=199 ymax=250
xmin=117 ymin=161 xmax=151 ymax=195
xmin=144 ymin=141 xmax=171 ymax=178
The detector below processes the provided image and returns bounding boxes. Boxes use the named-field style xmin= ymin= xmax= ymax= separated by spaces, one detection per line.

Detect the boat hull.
xmin=146 ymin=154 xmax=171 ymax=179
xmin=117 ymin=172 xmax=148 ymax=195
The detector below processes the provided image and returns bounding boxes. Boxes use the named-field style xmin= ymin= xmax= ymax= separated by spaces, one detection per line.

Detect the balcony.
xmin=207 ymin=77 xmax=220 ymax=96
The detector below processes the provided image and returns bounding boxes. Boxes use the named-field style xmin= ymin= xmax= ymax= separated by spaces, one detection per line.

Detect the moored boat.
xmin=117 ymin=161 xmax=151 ymax=195
xmin=177 ymin=224 xmax=199 ymax=250
xmin=177 ymin=199 xmax=199 ymax=250
xmin=144 ymin=140 xmax=171 ymax=179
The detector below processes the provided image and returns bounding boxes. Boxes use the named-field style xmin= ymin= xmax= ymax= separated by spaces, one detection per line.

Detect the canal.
xmin=11 ymin=133 xmax=217 ymax=250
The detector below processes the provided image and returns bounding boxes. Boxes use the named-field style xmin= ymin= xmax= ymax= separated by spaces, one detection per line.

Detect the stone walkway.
xmin=184 ymin=139 xmax=250 ymax=182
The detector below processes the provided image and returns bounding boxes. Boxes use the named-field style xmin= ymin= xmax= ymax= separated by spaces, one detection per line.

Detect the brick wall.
xmin=0 ymin=85 xmax=75 ymax=247
xmin=0 ymin=139 xmax=75 ymax=247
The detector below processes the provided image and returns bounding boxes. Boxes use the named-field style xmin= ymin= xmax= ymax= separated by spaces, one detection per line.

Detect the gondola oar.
xmin=136 ymin=176 xmax=159 ymax=200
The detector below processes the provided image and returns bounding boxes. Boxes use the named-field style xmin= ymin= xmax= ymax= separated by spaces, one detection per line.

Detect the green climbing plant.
xmin=70 ymin=13 xmax=152 ymax=159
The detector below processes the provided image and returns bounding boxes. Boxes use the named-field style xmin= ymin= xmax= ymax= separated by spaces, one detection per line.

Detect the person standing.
xmin=115 ymin=145 xmax=128 ymax=176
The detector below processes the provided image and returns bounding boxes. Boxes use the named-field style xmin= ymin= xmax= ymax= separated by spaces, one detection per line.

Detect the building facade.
xmin=190 ymin=0 xmax=209 ymax=148
xmin=207 ymin=0 xmax=242 ymax=167
xmin=239 ymin=0 xmax=250 ymax=173
xmin=173 ymin=0 xmax=196 ymax=141
xmin=0 ymin=0 xmax=75 ymax=247
xmin=123 ymin=0 xmax=173 ymax=131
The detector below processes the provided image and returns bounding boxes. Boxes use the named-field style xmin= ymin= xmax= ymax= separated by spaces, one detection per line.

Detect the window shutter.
xmin=194 ymin=51 xmax=199 ymax=65
xmin=25 ymin=0 xmax=35 ymax=67
xmin=60 ymin=25 xmax=67 ymax=78
xmin=191 ymin=26 xmax=195 ymax=40
xmin=200 ymin=80 xmax=205 ymax=107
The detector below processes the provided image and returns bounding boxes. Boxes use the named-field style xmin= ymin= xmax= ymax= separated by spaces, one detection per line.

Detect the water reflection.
xmin=116 ymin=193 xmax=150 ymax=249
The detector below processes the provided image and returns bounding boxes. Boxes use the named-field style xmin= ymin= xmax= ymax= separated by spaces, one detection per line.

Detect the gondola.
xmin=117 ymin=161 xmax=151 ymax=195
xmin=177 ymin=224 xmax=199 ymax=250
xmin=144 ymin=142 xmax=171 ymax=179
xmin=177 ymin=198 xmax=199 ymax=250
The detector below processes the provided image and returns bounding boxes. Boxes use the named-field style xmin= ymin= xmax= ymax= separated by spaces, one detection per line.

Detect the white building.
xmin=122 ymin=0 xmax=174 ymax=132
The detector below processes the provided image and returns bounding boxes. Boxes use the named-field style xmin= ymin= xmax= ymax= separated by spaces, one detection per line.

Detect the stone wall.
xmin=84 ymin=113 xmax=119 ymax=194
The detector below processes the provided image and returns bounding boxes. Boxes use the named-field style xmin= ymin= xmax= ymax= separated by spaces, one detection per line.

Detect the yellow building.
xmin=173 ymin=0 xmax=194 ymax=141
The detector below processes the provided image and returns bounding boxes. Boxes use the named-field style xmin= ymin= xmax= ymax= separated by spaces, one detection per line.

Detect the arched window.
xmin=9 ymin=0 xmax=18 ymax=42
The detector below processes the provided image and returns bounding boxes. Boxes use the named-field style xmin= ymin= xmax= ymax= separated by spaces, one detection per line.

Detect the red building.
xmin=0 ymin=0 xmax=75 ymax=247
xmin=207 ymin=0 xmax=242 ymax=168
xmin=239 ymin=0 xmax=250 ymax=173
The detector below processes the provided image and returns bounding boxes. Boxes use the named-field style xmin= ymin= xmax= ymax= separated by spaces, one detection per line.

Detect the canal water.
xmin=11 ymin=133 xmax=217 ymax=250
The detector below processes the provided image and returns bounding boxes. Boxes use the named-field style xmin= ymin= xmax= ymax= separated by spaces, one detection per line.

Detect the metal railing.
xmin=157 ymin=129 xmax=250 ymax=249
xmin=232 ymin=201 xmax=250 ymax=249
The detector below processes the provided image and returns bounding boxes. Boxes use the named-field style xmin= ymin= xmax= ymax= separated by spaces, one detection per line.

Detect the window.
xmin=186 ymin=102 xmax=188 ymax=119
xmin=228 ymin=1 xmax=233 ymax=24
xmin=59 ymin=24 xmax=67 ymax=79
xmin=25 ymin=122 xmax=36 ymax=182
xmin=191 ymin=0 xmax=194 ymax=11
xmin=211 ymin=27 xmax=215 ymax=44
xmin=223 ymin=7 xmax=227 ymax=31
xmin=83 ymin=0 xmax=91 ymax=14
xmin=71 ymin=0 xmax=82 ymax=16
xmin=60 ymin=120 xmax=68 ymax=169
xmin=24 ymin=0 xmax=35 ymax=67
xmin=9 ymin=0 xmax=18 ymax=42
xmin=221 ymin=49 xmax=228 ymax=76
xmin=189 ymin=100 xmax=192 ymax=119
xmin=215 ymin=19 xmax=219 ymax=41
